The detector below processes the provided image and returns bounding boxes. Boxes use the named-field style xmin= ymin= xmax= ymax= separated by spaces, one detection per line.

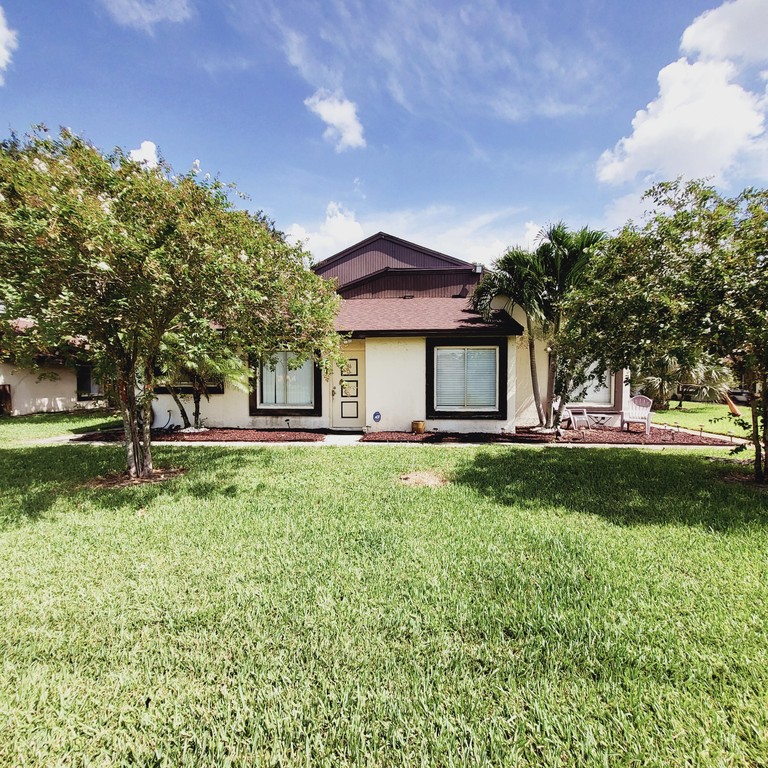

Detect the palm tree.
xmin=538 ymin=223 xmax=607 ymax=426
xmin=636 ymin=353 xmax=734 ymax=410
xmin=473 ymin=223 xmax=607 ymax=428
xmin=157 ymin=332 xmax=249 ymax=429
xmin=473 ymin=247 xmax=547 ymax=425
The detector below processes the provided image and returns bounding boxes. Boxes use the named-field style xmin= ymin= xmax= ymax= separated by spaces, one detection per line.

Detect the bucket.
xmin=411 ymin=420 xmax=426 ymax=434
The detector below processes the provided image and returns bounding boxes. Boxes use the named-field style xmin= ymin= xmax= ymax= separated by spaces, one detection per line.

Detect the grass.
xmin=1 ymin=415 xmax=767 ymax=765
xmin=651 ymin=402 xmax=753 ymax=438
xmin=0 ymin=409 xmax=122 ymax=447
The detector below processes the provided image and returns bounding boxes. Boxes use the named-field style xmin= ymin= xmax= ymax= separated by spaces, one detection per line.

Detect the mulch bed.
xmin=84 ymin=467 xmax=187 ymax=489
xmin=361 ymin=426 xmax=733 ymax=446
xmin=77 ymin=428 xmax=325 ymax=443
xmin=75 ymin=425 xmax=733 ymax=446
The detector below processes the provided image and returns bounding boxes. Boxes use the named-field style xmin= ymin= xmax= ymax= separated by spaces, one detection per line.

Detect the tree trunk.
xmin=544 ymin=316 xmax=561 ymax=429
xmin=117 ymin=373 xmax=151 ymax=479
xmin=168 ymin=385 xmax=191 ymax=429
xmin=526 ymin=316 xmax=545 ymax=426
xmin=140 ymin=394 xmax=154 ymax=477
xmin=751 ymin=401 xmax=763 ymax=483
xmin=193 ymin=391 xmax=202 ymax=429
xmin=545 ymin=350 xmax=558 ymax=428
xmin=759 ymin=373 xmax=767 ymax=483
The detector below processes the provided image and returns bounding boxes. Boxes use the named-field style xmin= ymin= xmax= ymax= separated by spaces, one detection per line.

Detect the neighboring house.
xmin=152 ymin=232 xmax=629 ymax=432
xmin=0 ymin=317 xmax=103 ymax=416
xmin=0 ymin=360 xmax=101 ymax=416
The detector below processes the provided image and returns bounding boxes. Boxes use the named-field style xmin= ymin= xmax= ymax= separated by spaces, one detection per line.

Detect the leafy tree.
xmin=0 ymin=127 xmax=342 ymax=477
xmin=566 ymin=180 xmax=767 ymax=481
xmin=472 ymin=223 xmax=607 ymax=428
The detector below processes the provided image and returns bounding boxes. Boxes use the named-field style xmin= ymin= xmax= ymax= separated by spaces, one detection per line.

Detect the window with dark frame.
xmin=154 ymin=375 xmax=225 ymax=396
xmin=426 ymin=338 xmax=507 ymax=420
xmin=75 ymin=364 xmax=103 ymax=401
xmin=249 ymin=352 xmax=323 ymax=417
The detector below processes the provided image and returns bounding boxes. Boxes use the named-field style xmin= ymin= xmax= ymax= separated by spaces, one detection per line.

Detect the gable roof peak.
xmin=313 ymin=231 xmax=476 ymax=271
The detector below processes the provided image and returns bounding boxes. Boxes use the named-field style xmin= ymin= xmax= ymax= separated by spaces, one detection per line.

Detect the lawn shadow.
xmin=452 ymin=448 xmax=768 ymax=532
xmin=0 ymin=444 xmax=124 ymax=528
xmin=0 ymin=444 xmax=275 ymax=530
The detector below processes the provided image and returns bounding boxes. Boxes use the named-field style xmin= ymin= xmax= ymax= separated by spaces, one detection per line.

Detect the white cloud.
xmin=600 ymin=188 xmax=655 ymax=231
xmin=597 ymin=58 xmax=765 ymax=184
xmin=0 ymin=6 xmax=18 ymax=86
xmin=681 ymin=0 xmax=768 ymax=63
xmin=304 ymin=89 xmax=366 ymax=152
xmin=287 ymin=202 xmax=365 ymax=259
xmin=98 ymin=0 xmax=192 ymax=32
xmin=598 ymin=0 xmax=768 ymax=188
xmin=229 ymin=0 xmax=612 ymax=125
xmin=129 ymin=140 xmax=159 ymax=167
xmin=289 ymin=201 xmax=535 ymax=266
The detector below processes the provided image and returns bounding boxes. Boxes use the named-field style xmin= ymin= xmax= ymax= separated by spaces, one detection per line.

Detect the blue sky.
xmin=1 ymin=0 xmax=766 ymax=263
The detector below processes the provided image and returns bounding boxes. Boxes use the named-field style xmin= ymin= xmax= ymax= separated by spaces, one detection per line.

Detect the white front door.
xmin=331 ymin=343 xmax=366 ymax=430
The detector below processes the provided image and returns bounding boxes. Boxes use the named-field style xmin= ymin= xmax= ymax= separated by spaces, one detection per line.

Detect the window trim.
xmin=426 ymin=337 xmax=507 ymax=420
xmin=154 ymin=378 xmax=225 ymax=396
xmin=568 ymin=366 xmax=615 ymax=408
xmin=249 ymin=353 xmax=323 ymax=417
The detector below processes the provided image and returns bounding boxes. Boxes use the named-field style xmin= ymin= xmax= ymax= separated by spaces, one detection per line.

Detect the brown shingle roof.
xmin=335 ymin=298 xmax=523 ymax=336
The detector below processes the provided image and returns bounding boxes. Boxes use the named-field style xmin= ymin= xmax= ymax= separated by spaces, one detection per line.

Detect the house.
xmin=0 ymin=318 xmax=102 ymax=416
xmin=0 ymin=360 xmax=101 ymax=416
xmin=151 ymin=232 xmax=629 ymax=432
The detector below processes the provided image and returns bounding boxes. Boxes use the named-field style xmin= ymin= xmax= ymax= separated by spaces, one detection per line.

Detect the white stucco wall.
xmin=151 ymin=334 xmax=521 ymax=434
xmin=151 ymin=382 xmax=332 ymax=430
xmin=365 ymin=337 xmax=517 ymax=434
xmin=364 ymin=338 xmax=425 ymax=432
xmin=0 ymin=362 xmax=82 ymax=415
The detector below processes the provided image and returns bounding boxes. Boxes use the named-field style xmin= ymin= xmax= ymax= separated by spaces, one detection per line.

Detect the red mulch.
xmin=84 ymin=467 xmax=187 ymax=488
xmin=77 ymin=428 xmax=325 ymax=443
xmin=361 ymin=426 xmax=733 ymax=446
xmin=75 ymin=425 xmax=733 ymax=446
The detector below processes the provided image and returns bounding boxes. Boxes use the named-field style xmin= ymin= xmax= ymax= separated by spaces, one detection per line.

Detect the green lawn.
xmin=651 ymin=402 xmax=752 ymax=438
xmin=0 ymin=409 xmax=122 ymax=447
xmin=1 ymin=418 xmax=767 ymax=766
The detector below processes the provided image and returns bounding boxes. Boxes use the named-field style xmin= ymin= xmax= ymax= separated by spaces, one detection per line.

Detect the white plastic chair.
xmin=555 ymin=398 xmax=589 ymax=430
xmin=621 ymin=395 xmax=653 ymax=435
xmin=563 ymin=405 xmax=590 ymax=430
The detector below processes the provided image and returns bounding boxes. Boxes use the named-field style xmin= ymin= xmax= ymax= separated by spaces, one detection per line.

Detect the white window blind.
xmin=569 ymin=364 xmax=612 ymax=405
xmin=261 ymin=352 xmax=314 ymax=407
xmin=435 ymin=347 xmax=497 ymax=410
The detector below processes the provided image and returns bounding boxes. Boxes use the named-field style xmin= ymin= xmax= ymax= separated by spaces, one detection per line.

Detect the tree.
xmin=635 ymin=353 xmax=733 ymax=410
xmin=565 ymin=180 xmax=767 ymax=482
xmin=472 ymin=246 xmax=547 ymax=425
xmin=472 ymin=223 xmax=607 ymax=428
xmin=0 ymin=127 xmax=342 ymax=478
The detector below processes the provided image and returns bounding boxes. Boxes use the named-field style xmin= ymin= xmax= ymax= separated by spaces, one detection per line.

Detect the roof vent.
xmin=402 ymin=294 xmax=414 ymax=299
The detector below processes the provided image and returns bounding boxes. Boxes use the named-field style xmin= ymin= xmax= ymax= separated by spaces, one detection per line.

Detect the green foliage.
xmin=566 ymin=179 xmax=768 ymax=480
xmin=472 ymin=223 xmax=607 ymax=427
xmin=0 ymin=126 xmax=342 ymax=475
xmin=636 ymin=353 xmax=734 ymax=410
